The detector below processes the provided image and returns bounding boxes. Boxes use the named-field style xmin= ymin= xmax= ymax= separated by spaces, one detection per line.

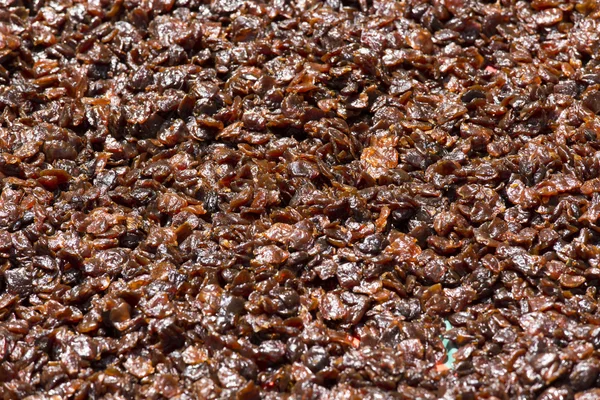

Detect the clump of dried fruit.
xmin=2 ymin=0 xmax=600 ymax=398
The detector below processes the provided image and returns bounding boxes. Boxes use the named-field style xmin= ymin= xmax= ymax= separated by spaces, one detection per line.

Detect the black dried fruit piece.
xmin=4 ymin=268 xmax=32 ymax=296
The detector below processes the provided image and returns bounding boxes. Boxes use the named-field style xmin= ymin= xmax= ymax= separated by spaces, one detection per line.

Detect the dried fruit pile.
xmin=1 ymin=0 xmax=600 ymax=398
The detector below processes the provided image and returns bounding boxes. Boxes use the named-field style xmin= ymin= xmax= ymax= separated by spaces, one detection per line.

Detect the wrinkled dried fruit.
xmin=1 ymin=0 xmax=599 ymax=398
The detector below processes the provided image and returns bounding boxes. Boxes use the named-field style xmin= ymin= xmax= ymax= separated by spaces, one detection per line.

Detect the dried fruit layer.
xmin=1 ymin=0 xmax=600 ymax=399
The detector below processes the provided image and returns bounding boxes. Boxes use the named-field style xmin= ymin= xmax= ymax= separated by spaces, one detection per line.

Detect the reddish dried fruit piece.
xmin=157 ymin=192 xmax=188 ymax=214
xmin=407 ymin=29 xmax=434 ymax=54
xmin=319 ymin=293 xmax=347 ymax=321
xmin=385 ymin=231 xmax=422 ymax=262
xmin=361 ymin=134 xmax=398 ymax=179
xmin=559 ymin=274 xmax=586 ymax=288
xmin=124 ymin=357 xmax=155 ymax=379
xmin=38 ymin=168 xmax=72 ymax=189
xmin=252 ymin=245 xmax=289 ymax=266
xmin=262 ymin=223 xmax=312 ymax=250
xmin=536 ymin=8 xmax=564 ymax=26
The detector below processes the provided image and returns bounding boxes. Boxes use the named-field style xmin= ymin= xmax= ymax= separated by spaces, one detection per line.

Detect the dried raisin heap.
xmin=1 ymin=0 xmax=600 ymax=399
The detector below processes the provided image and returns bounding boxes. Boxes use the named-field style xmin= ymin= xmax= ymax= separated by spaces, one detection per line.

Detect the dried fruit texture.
xmin=1 ymin=0 xmax=600 ymax=399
